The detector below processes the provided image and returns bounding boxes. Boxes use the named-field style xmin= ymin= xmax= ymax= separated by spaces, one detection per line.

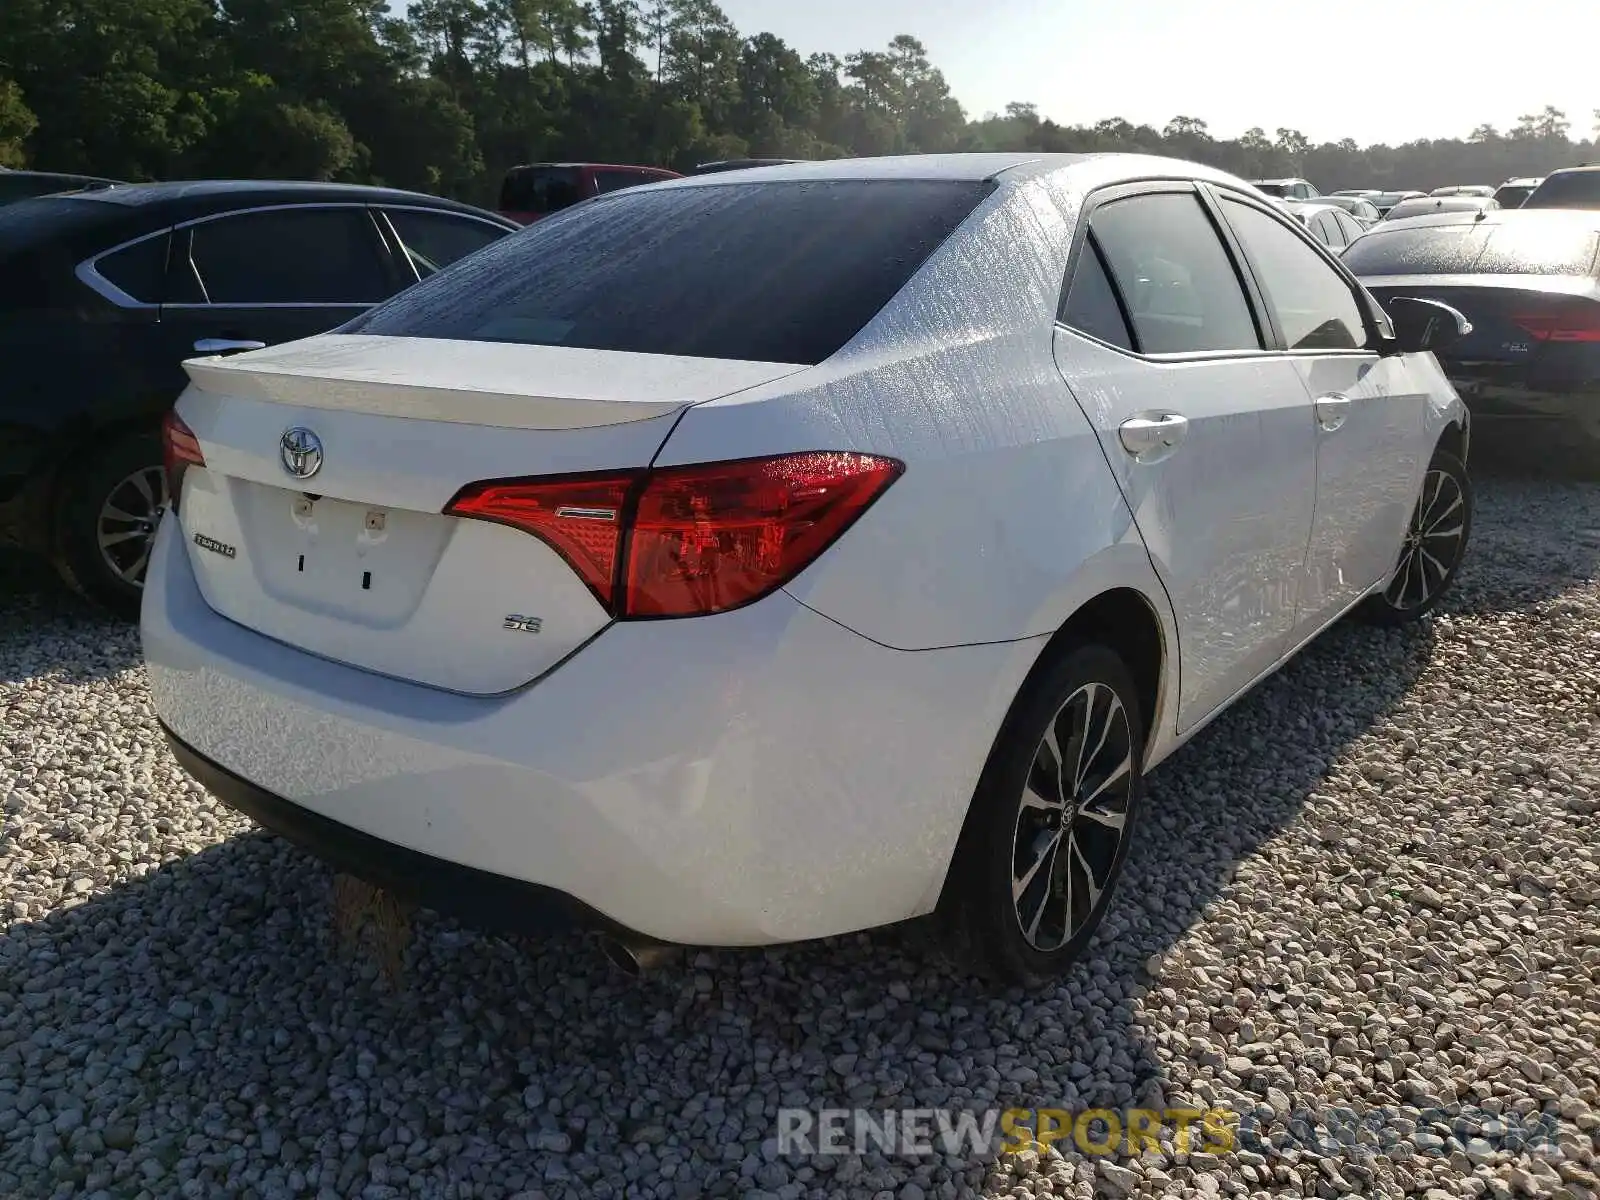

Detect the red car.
xmin=498 ymin=163 xmax=680 ymax=224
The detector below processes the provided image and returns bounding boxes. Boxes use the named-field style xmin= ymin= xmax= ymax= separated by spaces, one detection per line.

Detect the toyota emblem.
xmin=279 ymin=427 xmax=323 ymax=480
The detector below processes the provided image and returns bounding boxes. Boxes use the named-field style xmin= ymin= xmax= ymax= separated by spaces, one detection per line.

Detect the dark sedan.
xmin=1344 ymin=209 xmax=1600 ymax=470
xmin=0 ymin=181 xmax=517 ymax=615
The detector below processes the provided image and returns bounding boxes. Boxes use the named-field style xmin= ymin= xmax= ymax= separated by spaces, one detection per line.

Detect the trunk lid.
xmin=173 ymin=334 xmax=807 ymax=694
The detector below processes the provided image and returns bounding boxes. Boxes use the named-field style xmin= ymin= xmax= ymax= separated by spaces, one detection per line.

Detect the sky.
xmin=715 ymin=0 xmax=1600 ymax=147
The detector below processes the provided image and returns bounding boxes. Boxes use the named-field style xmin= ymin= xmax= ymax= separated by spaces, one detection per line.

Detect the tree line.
xmin=1 ymin=0 xmax=1596 ymax=208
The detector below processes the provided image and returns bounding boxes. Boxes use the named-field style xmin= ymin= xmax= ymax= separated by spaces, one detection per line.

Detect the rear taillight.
xmin=445 ymin=472 xmax=634 ymax=608
xmin=1511 ymin=304 xmax=1600 ymax=343
xmin=161 ymin=409 xmax=205 ymax=507
xmin=625 ymin=453 xmax=903 ymax=617
xmin=446 ymin=452 xmax=903 ymax=618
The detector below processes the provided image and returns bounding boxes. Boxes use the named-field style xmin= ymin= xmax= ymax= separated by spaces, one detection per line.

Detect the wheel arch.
xmin=930 ymin=582 xmax=1173 ymax=917
xmin=46 ymin=414 xmax=168 ymax=546
xmin=1435 ymin=416 xmax=1468 ymax=466
xmin=1043 ymin=587 xmax=1169 ymax=760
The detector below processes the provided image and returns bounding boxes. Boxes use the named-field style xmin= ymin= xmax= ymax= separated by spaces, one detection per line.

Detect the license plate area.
xmin=239 ymin=482 xmax=452 ymax=625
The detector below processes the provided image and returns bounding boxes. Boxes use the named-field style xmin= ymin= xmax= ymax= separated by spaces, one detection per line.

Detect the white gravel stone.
xmin=2 ymin=475 xmax=1599 ymax=1200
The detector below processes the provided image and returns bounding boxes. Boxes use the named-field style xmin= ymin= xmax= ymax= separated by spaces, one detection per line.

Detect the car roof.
xmin=60 ymin=179 xmax=504 ymax=222
xmin=1499 ymin=177 xmax=1543 ymax=187
xmin=1387 ymin=195 xmax=1494 ymax=213
xmin=651 ymin=152 xmax=1257 ymax=194
xmin=0 ymin=179 xmax=514 ymax=259
xmin=691 ymin=159 xmax=807 ymax=174
xmin=0 ymin=167 xmax=121 ymax=185
xmin=1366 ymin=207 xmax=1600 ymax=234
xmin=1250 ymin=177 xmax=1308 ymax=184
xmin=505 ymin=161 xmax=675 ymax=173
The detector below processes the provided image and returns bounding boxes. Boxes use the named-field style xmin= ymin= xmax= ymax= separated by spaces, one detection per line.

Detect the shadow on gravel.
xmin=0 ymin=612 xmax=1441 ymax=1196
xmin=0 ymin=550 xmax=138 ymax=683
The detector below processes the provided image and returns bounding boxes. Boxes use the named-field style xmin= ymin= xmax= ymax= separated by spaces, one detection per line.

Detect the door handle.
xmin=1315 ymin=393 xmax=1352 ymax=433
xmin=1118 ymin=412 xmax=1189 ymax=463
xmin=193 ymin=338 xmax=267 ymax=356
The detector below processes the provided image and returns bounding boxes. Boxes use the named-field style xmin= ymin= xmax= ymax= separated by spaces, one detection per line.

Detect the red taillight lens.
xmin=445 ymin=452 xmax=903 ymax=619
xmin=160 ymin=409 xmax=205 ymax=507
xmin=1511 ymin=305 xmax=1600 ymax=343
xmin=445 ymin=472 xmax=636 ymax=608
xmin=625 ymin=452 xmax=903 ymax=617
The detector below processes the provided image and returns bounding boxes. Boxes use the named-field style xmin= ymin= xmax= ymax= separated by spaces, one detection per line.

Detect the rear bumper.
xmin=1445 ymin=378 xmax=1600 ymax=452
xmin=162 ymin=724 xmax=623 ymax=939
xmin=142 ymin=517 xmax=1043 ymax=946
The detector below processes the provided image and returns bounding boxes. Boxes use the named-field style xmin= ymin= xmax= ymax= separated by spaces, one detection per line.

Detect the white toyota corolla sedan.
xmin=143 ymin=154 xmax=1473 ymax=984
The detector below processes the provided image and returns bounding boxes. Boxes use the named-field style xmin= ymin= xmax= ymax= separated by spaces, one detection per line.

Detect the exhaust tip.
xmin=599 ymin=935 xmax=643 ymax=977
xmin=597 ymin=935 xmax=680 ymax=977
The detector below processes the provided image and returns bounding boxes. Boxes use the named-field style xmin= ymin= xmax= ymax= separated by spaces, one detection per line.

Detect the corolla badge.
xmin=279 ymin=427 xmax=324 ymax=480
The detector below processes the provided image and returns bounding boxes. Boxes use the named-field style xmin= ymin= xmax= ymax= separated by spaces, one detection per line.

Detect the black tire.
xmin=1353 ymin=449 xmax=1472 ymax=628
xmin=53 ymin=432 xmax=168 ymax=620
xmin=940 ymin=643 xmax=1146 ymax=986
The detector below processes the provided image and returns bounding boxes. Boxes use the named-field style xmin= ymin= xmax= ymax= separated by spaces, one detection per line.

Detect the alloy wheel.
xmin=1384 ymin=467 xmax=1466 ymax=612
xmin=1010 ymin=680 xmax=1135 ymax=953
xmin=96 ymin=465 xmax=169 ymax=589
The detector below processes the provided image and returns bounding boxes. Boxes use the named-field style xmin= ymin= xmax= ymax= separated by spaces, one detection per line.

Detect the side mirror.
xmin=1381 ymin=296 xmax=1472 ymax=356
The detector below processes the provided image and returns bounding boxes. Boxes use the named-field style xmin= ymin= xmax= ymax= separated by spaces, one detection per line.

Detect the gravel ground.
xmin=2 ymin=475 xmax=1598 ymax=1200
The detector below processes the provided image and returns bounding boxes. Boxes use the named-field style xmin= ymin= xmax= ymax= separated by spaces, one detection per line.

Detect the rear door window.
xmin=94 ymin=233 xmax=169 ymax=303
xmin=347 ymin=178 xmax=993 ymax=364
xmin=1087 ymin=191 xmax=1262 ymax=354
xmin=384 ymin=209 xmax=510 ymax=278
xmin=499 ymin=167 xmax=585 ymax=215
xmin=188 ymin=207 xmax=392 ymax=304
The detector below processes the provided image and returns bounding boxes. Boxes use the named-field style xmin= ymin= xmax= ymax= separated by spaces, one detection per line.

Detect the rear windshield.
xmin=1493 ymin=185 xmax=1536 ymax=209
xmin=499 ymin=166 xmax=584 ymax=215
xmin=347 ymin=178 xmax=994 ymax=365
xmin=1253 ymin=183 xmax=1290 ymax=198
xmin=1522 ymin=170 xmax=1600 ymax=211
xmin=1343 ymin=220 xmax=1600 ymax=277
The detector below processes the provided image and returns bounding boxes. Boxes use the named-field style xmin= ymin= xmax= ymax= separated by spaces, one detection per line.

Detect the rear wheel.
xmin=940 ymin=643 xmax=1145 ymax=985
xmin=54 ymin=432 xmax=167 ymax=620
xmin=1354 ymin=449 xmax=1472 ymax=627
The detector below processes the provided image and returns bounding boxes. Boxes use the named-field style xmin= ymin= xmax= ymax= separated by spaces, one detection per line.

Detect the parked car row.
xmin=1342 ymin=207 xmax=1600 ymax=469
xmin=1300 ymin=162 xmax=1600 ymax=470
